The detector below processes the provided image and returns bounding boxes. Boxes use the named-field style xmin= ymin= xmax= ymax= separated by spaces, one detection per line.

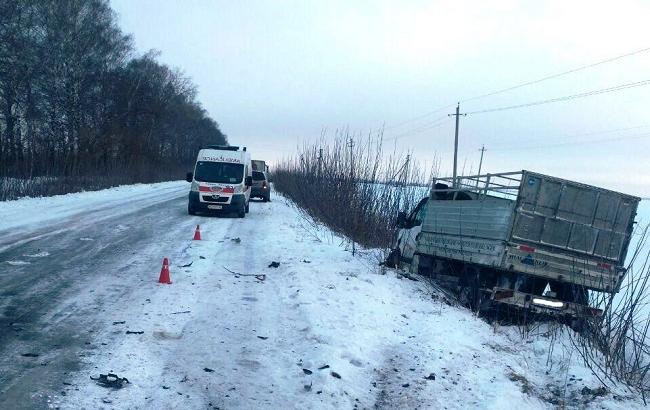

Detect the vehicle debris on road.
xmin=90 ymin=373 xmax=129 ymax=389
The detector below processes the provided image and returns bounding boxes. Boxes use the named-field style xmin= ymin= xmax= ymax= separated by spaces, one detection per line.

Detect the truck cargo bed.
xmin=417 ymin=171 xmax=640 ymax=293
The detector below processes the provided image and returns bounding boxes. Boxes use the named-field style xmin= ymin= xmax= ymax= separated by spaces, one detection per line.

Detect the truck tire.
xmin=245 ymin=201 xmax=250 ymax=213
xmin=238 ymin=204 xmax=246 ymax=218
xmin=385 ymin=249 xmax=400 ymax=268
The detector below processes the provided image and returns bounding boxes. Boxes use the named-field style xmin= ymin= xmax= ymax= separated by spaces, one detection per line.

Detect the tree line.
xmin=0 ymin=0 xmax=226 ymax=199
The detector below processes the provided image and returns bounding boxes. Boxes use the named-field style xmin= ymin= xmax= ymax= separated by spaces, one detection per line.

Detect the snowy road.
xmin=0 ymin=182 xmax=645 ymax=409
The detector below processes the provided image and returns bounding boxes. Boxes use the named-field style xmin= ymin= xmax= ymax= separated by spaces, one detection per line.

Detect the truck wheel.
xmin=385 ymin=249 xmax=400 ymax=268
xmin=238 ymin=204 xmax=246 ymax=218
xmin=188 ymin=204 xmax=196 ymax=215
xmin=245 ymin=201 xmax=250 ymax=213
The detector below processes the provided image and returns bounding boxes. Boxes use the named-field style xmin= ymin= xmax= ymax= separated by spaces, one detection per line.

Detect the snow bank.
xmin=0 ymin=181 xmax=188 ymax=233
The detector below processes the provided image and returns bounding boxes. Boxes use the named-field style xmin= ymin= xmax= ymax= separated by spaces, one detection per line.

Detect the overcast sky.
xmin=111 ymin=0 xmax=650 ymax=196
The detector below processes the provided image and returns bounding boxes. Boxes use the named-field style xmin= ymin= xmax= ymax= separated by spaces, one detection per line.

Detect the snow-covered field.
xmin=0 ymin=184 xmax=648 ymax=409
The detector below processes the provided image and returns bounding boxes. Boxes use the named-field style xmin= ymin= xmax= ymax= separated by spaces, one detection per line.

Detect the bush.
xmin=273 ymin=130 xmax=433 ymax=250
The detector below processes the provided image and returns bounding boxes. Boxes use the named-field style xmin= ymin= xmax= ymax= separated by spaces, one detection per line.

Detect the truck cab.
xmin=388 ymin=196 xmax=429 ymax=268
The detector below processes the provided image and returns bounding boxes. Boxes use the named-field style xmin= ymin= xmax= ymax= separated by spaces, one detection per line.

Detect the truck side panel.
xmin=417 ymin=199 xmax=514 ymax=266
xmin=514 ymin=172 xmax=638 ymax=264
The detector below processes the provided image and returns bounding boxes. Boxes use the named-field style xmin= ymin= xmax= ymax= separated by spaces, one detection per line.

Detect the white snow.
xmin=21 ymin=189 xmax=642 ymax=409
xmin=0 ymin=180 xmax=188 ymax=234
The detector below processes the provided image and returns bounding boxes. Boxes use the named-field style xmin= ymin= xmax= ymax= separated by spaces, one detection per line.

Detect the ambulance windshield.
xmin=194 ymin=161 xmax=244 ymax=184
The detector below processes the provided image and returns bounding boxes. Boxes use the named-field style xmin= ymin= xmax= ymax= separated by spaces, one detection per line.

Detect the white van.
xmin=186 ymin=145 xmax=252 ymax=217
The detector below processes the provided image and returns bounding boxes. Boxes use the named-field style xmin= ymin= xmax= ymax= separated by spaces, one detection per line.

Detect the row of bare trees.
xmin=0 ymin=0 xmax=226 ymax=199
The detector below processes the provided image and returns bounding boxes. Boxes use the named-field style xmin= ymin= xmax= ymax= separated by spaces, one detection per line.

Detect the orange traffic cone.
xmin=158 ymin=257 xmax=172 ymax=284
xmin=193 ymin=225 xmax=201 ymax=241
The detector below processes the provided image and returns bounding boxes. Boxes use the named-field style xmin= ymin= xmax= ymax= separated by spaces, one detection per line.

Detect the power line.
xmin=384 ymin=115 xmax=449 ymax=141
xmin=487 ymin=124 xmax=650 ymax=148
xmin=465 ymin=78 xmax=650 ymax=115
xmin=383 ymin=45 xmax=650 ymax=130
xmin=489 ymin=131 xmax=650 ymax=152
xmin=462 ymin=46 xmax=650 ymax=104
xmin=384 ymin=105 xmax=454 ymax=131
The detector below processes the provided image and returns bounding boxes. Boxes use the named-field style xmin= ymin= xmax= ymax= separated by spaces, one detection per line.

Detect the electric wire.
xmin=465 ymin=78 xmax=650 ymax=115
xmin=384 ymin=45 xmax=650 ymax=129
xmin=384 ymin=115 xmax=450 ymax=141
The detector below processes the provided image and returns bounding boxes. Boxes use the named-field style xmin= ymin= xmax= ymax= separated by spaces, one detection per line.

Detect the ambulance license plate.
xmin=208 ymin=205 xmax=222 ymax=210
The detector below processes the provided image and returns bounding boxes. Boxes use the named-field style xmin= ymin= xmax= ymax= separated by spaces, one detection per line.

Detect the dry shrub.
xmin=571 ymin=224 xmax=650 ymax=401
xmin=273 ymin=129 xmax=434 ymax=250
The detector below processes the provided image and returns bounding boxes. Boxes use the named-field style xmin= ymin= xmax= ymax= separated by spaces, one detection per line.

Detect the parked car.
xmin=186 ymin=145 xmax=253 ymax=217
xmin=251 ymin=171 xmax=271 ymax=202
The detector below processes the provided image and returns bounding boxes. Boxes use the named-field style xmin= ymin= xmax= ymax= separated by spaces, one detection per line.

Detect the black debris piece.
xmin=231 ymin=238 xmax=241 ymax=243
xmin=424 ymin=373 xmax=436 ymax=381
xmin=316 ymin=390 xmax=322 ymax=394
xmin=21 ymin=353 xmax=39 ymax=358
xmin=257 ymin=336 xmax=269 ymax=340
xmin=268 ymin=261 xmax=280 ymax=268
xmin=180 ymin=262 xmax=193 ymax=268
xmin=302 ymin=368 xmax=312 ymax=375
xmin=302 ymin=260 xmax=311 ymax=263
xmin=318 ymin=364 xmax=330 ymax=370
xmin=171 ymin=311 xmax=191 ymax=315
xmin=402 ymin=383 xmax=410 ymax=388
xmin=90 ymin=373 xmax=129 ymax=389
xmin=304 ymin=381 xmax=312 ymax=391
xmin=112 ymin=321 xmax=126 ymax=325
xmin=203 ymin=367 xmax=215 ymax=373
xmin=126 ymin=331 xmax=144 ymax=335
xmin=331 ymin=371 xmax=341 ymax=379
xmin=162 ymin=386 xmax=170 ymax=390
xmin=199 ymin=256 xmax=206 ymax=260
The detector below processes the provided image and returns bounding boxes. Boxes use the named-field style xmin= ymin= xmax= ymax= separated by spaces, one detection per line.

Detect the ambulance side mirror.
xmin=186 ymin=172 xmax=193 ymax=183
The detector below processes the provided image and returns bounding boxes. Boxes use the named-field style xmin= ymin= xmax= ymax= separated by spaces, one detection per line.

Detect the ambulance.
xmin=186 ymin=145 xmax=252 ymax=217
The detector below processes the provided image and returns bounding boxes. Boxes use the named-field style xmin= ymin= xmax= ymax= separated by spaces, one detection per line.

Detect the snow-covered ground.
xmin=0 ymin=181 xmax=187 ymax=239
xmin=1 ymin=185 xmax=648 ymax=409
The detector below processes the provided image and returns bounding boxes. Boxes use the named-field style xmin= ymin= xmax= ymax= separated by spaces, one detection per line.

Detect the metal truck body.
xmin=395 ymin=170 xmax=640 ymax=318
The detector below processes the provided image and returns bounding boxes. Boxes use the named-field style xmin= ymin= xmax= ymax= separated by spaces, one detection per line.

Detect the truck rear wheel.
xmin=385 ymin=249 xmax=400 ymax=268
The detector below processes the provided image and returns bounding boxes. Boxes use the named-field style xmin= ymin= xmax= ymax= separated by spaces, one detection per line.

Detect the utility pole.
xmin=477 ymin=145 xmax=486 ymax=176
xmin=448 ymin=103 xmax=467 ymax=188
xmin=347 ymin=137 xmax=355 ymax=180
xmin=318 ymin=147 xmax=323 ymax=179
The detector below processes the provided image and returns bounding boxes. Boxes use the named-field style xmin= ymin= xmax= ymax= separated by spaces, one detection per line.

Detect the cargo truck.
xmin=389 ymin=170 xmax=640 ymax=320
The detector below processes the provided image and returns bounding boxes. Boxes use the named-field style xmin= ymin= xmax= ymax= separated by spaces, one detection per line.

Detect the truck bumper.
xmin=251 ymin=187 xmax=270 ymax=198
xmin=490 ymin=287 xmax=602 ymax=318
xmin=188 ymin=192 xmax=246 ymax=214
